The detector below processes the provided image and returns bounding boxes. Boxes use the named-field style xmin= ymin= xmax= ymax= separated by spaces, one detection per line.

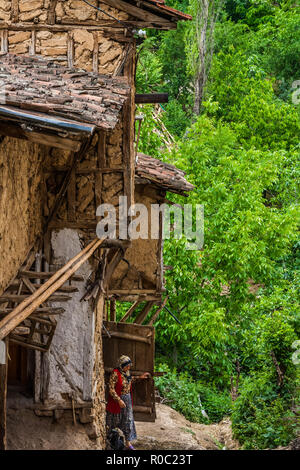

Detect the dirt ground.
xmin=135 ymin=404 xmax=240 ymax=450
xmin=7 ymin=408 xmax=99 ymax=450
xmin=7 ymin=402 xmax=240 ymax=450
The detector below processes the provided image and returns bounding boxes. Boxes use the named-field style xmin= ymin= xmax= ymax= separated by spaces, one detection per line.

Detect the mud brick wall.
xmin=0 ymin=1 xmax=10 ymax=22
xmin=0 ymin=138 xmax=44 ymax=295
xmin=43 ymin=122 xmax=125 ymax=225
xmin=110 ymin=185 xmax=163 ymax=292
xmin=0 ymin=1 xmax=131 ymax=75
xmin=55 ymin=0 xmax=129 ymax=22
xmin=0 ymin=1 xmax=130 ymax=24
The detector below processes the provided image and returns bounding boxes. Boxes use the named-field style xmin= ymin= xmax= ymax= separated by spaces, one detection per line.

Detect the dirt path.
xmin=7 ymin=401 xmax=239 ymax=450
xmin=135 ymin=404 xmax=240 ymax=450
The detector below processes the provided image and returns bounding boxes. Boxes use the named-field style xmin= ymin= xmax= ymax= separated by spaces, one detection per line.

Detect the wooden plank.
xmin=133 ymin=405 xmax=152 ymax=414
xmin=95 ymin=130 xmax=105 ymax=213
xmin=67 ymin=32 xmax=74 ymax=68
xmin=0 ymin=295 xmax=71 ymax=303
xmin=19 ymin=271 xmax=84 ymax=282
xmin=67 ymin=166 xmax=76 ymax=222
xmin=9 ymin=336 xmax=48 ymax=353
xmin=49 ymin=220 xmax=97 ymax=230
xmin=29 ymin=30 xmax=36 ymax=55
xmin=27 ymin=315 xmax=58 ymax=326
xmin=97 ymin=130 xmax=107 ymax=168
xmin=48 ymin=0 xmax=58 ymax=25
xmin=92 ymin=31 xmax=99 ymax=73
xmin=135 ymin=93 xmax=169 ymax=104
xmin=110 ymin=300 xmax=116 ymax=322
xmin=148 ymin=296 xmax=168 ymax=326
xmin=110 ymin=289 xmax=157 ymax=294
xmin=120 ymin=301 xmax=140 ymax=322
xmin=156 ymin=209 xmax=163 ymax=291
xmin=112 ymin=295 xmax=162 ymax=302
xmin=11 ymin=0 xmax=19 ymax=23
xmin=1 ymin=30 xmax=8 ymax=54
xmin=135 ymin=301 xmax=155 ymax=325
xmin=0 ymin=21 xmax=176 ymax=32
xmin=45 ymin=167 xmax=125 ymax=175
xmin=21 ymin=276 xmax=37 ymax=295
xmin=0 ymin=239 xmax=103 ymax=341
xmin=102 ymin=330 xmax=151 ymax=344
xmin=122 ymin=43 xmax=136 ymax=219
xmin=0 ymin=308 xmax=65 ymax=317
xmin=7 ymin=281 xmax=78 ymax=294
xmin=105 ymin=367 xmax=152 ymax=376
xmin=99 ymin=0 xmax=174 ymax=25
xmin=0 ymin=339 xmax=7 ymax=450
xmin=0 ymin=122 xmax=82 ymax=152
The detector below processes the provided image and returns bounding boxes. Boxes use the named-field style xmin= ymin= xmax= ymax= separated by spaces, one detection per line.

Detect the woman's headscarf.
xmin=117 ymin=355 xmax=132 ymax=382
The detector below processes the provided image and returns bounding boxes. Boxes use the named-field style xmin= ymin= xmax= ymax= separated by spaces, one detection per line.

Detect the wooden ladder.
xmin=0 ymin=239 xmax=104 ymax=351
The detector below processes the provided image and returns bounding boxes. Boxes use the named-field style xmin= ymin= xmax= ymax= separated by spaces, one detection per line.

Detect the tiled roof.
xmin=0 ymin=54 xmax=130 ymax=130
xmin=141 ymin=0 xmax=192 ymax=21
xmin=135 ymin=152 xmax=194 ymax=195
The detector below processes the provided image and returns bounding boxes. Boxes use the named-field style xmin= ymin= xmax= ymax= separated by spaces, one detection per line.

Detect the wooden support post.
xmin=0 ymin=239 xmax=104 ymax=341
xmin=11 ymin=0 xmax=19 ymax=23
xmin=0 ymin=338 xmax=8 ymax=450
xmin=91 ymin=0 xmax=174 ymax=26
xmin=67 ymin=166 xmax=76 ymax=222
xmin=104 ymin=244 xmax=130 ymax=291
xmin=67 ymin=32 xmax=74 ymax=69
xmin=44 ymin=137 xmax=93 ymax=234
xmin=1 ymin=30 xmax=8 ymax=54
xmin=156 ymin=210 xmax=163 ymax=291
xmin=95 ymin=130 xmax=106 ymax=210
xmin=123 ymin=42 xmax=136 ymax=213
xmin=92 ymin=31 xmax=99 ymax=73
xmin=135 ymin=93 xmax=169 ymax=104
xmin=135 ymin=301 xmax=155 ymax=325
xmin=48 ymin=0 xmax=58 ymax=25
xmin=30 ymin=30 xmax=36 ymax=55
xmin=148 ymin=295 xmax=169 ymax=326
xmin=120 ymin=301 xmax=140 ymax=322
xmin=110 ymin=300 xmax=116 ymax=322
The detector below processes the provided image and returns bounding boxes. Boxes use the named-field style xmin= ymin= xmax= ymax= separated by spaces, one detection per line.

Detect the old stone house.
xmin=0 ymin=0 xmax=192 ymax=449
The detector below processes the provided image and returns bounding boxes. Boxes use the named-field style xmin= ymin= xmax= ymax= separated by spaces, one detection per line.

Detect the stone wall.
xmin=1 ymin=1 xmax=130 ymax=74
xmin=0 ymin=1 xmax=130 ymax=24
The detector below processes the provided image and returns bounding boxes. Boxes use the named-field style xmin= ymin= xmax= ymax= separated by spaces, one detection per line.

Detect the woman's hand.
xmin=119 ymin=399 xmax=126 ymax=408
xmin=139 ymin=372 xmax=151 ymax=380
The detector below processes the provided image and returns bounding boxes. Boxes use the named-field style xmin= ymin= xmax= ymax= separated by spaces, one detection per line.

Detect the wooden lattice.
xmin=0 ymin=247 xmax=83 ymax=352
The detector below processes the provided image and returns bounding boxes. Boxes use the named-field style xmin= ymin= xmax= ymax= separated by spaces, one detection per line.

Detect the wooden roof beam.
xmin=135 ymin=93 xmax=169 ymax=104
xmin=99 ymin=0 xmax=175 ymax=26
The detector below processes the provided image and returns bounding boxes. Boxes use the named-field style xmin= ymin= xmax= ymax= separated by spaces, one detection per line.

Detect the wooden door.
xmin=103 ymin=321 xmax=156 ymax=422
xmin=7 ymin=343 xmax=28 ymax=388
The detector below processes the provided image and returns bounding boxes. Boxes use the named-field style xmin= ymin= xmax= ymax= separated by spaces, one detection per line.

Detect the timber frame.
xmin=0 ymin=0 xmax=192 ymax=450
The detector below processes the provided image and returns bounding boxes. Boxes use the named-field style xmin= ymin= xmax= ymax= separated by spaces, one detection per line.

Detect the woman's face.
xmin=123 ymin=364 xmax=131 ymax=372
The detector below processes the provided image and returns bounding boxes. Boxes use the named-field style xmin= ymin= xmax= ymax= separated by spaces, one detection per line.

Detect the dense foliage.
xmin=134 ymin=0 xmax=299 ymax=449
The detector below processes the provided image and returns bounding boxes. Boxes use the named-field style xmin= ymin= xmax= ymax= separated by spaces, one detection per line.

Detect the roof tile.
xmin=136 ymin=153 xmax=194 ymax=195
xmin=0 ymin=53 xmax=130 ymax=130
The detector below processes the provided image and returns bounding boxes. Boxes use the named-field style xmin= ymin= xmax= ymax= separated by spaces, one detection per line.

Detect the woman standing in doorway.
xmin=106 ymin=355 xmax=150 ymax=450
